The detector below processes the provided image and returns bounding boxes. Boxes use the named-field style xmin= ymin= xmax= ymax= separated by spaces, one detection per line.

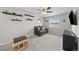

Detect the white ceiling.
xmin=16 ymin=7 xmax=78 ymax=17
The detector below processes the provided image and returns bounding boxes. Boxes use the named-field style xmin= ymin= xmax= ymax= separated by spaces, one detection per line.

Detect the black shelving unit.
xmin=63 ymin=30 xmax=78 ymax=51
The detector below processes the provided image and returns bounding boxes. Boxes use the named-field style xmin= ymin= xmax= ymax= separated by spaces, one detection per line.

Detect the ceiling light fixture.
xmin=42 ymin=12 xmax=47 ymax=15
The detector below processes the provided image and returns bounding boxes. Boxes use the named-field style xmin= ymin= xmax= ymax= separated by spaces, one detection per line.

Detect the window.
xmin=49 ymin=17 xmax=60 ymax=28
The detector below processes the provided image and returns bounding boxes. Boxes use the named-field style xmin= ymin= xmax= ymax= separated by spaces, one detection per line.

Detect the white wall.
xmin=43 ymin=7 xmax=78 ymax=36
xmin=43 ymin=12 xmax=71 ymax=36
xmin=71 ymin=8 xmax=79 ymax=36
xmin=72 ymin=8 xmax=79 ymax=50
xmin=0 ymin=7 xmax=43 ymax=46
xmin=0 ymin=7 xmax=78 ymax=46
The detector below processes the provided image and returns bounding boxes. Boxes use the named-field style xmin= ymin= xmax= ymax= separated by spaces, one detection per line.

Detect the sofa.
xmin=34 ymin=26 xmax=48 ymax=36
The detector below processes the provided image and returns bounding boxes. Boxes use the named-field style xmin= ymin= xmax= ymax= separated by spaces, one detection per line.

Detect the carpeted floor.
xmin=0 ymin=33 xmax=63 ymax=51
xmin=23 ymin=33 xmax=63 ymax=51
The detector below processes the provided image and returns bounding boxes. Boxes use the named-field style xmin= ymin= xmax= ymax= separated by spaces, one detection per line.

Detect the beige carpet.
xmin=0 ymin=34 xmax=63 ymax=51
xmin=23 ymin=34 xmax=63 ymax=51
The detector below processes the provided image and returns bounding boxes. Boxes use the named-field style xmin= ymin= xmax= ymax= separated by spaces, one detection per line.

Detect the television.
xmin=69 ymin=10 xmax=77 ymax=25
xmin=13 ymin=36 xmax=27 ymax=43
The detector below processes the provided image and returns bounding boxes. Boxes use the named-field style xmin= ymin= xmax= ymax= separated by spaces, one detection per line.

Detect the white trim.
xmin=0 ymin=41 xmax=12 ymax=47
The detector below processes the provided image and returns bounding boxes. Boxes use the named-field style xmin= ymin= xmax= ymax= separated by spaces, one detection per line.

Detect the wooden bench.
xmin=11 ymin=39 xmax=30 ymax=51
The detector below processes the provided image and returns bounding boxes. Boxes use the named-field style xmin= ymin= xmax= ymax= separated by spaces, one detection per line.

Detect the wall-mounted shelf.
xmin=26 ymin=18 xmax=32 ymax=21
xmin=2 ymin=10 xmax=35 ymax=18
xmin=11 ymin=19 xmax=22 ymax=21
xmin=24 ymin=14 xmax=34 ymax=17
xmin=2 ymin=10 xmax=23 ymax=17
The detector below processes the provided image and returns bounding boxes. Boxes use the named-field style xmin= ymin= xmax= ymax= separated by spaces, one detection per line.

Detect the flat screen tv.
xmin=13 ymin=36 xmax=27 ymax=43
xmin=69 ymin=10 xmax=77 ymax=25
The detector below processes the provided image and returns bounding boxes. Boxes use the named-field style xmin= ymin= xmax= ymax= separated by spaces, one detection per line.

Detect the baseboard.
xmin=0 ymin=41 xmax=12 ymax=47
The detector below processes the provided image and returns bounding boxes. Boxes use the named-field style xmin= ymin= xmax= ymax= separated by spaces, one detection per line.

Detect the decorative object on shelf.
xmin=11 ymin=19 xmax=22 ymax=21
xmin=2 ymin=10 xmax=23 ymax=17
xmin=27 ymin=18 xmax=32 ymax=21
xmin=24 ymin=14 xmax=34 ymax=17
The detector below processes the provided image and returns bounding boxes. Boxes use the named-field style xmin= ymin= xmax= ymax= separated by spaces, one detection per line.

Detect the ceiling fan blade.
xmin=47 ymin=7 xmax=51 ymax=10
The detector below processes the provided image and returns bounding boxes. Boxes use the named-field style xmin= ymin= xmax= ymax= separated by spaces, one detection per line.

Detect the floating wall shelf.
xmin=27 ymin=18 xmax=32 ymax=21
xmin=11 ymin=19 xmax=22 ymax=21
xmin=24 ymin=14 xmax=34 ymax=17
xmin=2 ymin=10 xmax=23 ymax=17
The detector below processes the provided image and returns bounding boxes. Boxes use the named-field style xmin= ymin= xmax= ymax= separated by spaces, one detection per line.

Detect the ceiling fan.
xmin=37 ymin=7 xmax=52 ymax=15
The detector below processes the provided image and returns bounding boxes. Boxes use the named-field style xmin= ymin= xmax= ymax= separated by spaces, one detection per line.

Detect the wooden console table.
xmin=11 ymin=39 xmax=30 ymax=51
